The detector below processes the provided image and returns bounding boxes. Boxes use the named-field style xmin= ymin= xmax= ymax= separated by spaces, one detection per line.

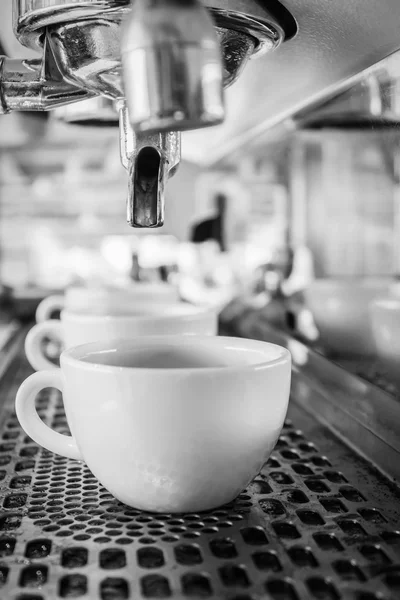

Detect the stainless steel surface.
xmin=9 ymin=0 xmax=288 ymax=111
xmin=12 ymin=0 xmax=287 ymax=115
xmin=121 ymin=0 xmax=225 ymax=134
xmin=0 ymin=49 xmax=93 ymax=114
xmin=183 ymin=0 xmax=400 ymax=165
xmin=293 ymin=63 xmax=400 ymax=129
xmin=216 ymin=27 xmax=255 ymax=88
xmin=53 ymin=96 xmax=119 ymax=126
xmin=13 ymin=0 xmax=129 ymax=50
xmin=334 ymin=357 xmax=399 ymax=398
xmin=47 ymin=18 xmax=123 ymax=100
xmin=0 ymin=339 xmax=399 ymax=599
xmin=119 ymin=105 xmax=181 ymax=228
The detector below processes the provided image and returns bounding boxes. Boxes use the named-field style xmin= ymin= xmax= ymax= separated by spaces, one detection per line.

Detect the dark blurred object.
xmin=129 ymin=253 xmax=141 ymax=282
xmin=260 ymin=296 xmax=288 ymax=331
xmin=273 ymin=244 xmax=295 ymax=281
xmin=0 ymin=284 xmax=13 ymax=306
xmin=9 ymin=287 xmax=57 ymax=323
xmin=294 ymin=71 xmax=400 ymax=130
xmin=219 ymin=298 xmax=255 ymax=333
xmin=18 ymin=111 xmax=50 ymax=141
xmin=159 ymin=265 xmax=168 ymax=283
xmin=0 ymin=285 xmax=14 ymax=324
xmin=190 ymin=193 xmax=227 ymax=252
xmin=159 ymin=264 xmax=178 ymax=283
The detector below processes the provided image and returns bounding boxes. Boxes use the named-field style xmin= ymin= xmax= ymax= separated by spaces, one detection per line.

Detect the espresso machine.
xmin=1 ymin=5 xmax=400 ymax=600
xmin=0 ymin=0 xmax=294 ymax=228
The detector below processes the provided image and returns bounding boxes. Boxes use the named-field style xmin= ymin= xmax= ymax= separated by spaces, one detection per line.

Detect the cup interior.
xmin=63 ymin=303 xmax=215 ymax=322
xmin=64 ymin=336 xmax=289 ymax=372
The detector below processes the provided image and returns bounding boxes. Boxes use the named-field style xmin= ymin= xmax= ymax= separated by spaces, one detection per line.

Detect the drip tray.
xmin=0 ymin=358 xmax=399 ymax=600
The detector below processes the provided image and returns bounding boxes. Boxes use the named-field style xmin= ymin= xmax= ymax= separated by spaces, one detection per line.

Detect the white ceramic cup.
xmin=26 ymin=304 xmax=218 ymax=371
xmin=35 ymin=283 xmax=179 ymax=322
xmin=16 ymin=335 xmax=291 ymax=512
xmin=370 ymin=297 xmax=400 ymax=384
xmin=304 ymin=277 xmax=391 ymax=356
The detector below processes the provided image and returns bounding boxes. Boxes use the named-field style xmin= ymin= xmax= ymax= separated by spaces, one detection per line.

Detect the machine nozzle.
xmin=121 ymin=0 xmax=225 ymax=134
xmin=120 ymin=104 xmax=181 ymax=228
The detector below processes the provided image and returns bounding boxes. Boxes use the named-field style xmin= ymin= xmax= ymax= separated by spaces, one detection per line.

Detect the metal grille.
xmin=0 ymin=359 xmax=399 ymax=600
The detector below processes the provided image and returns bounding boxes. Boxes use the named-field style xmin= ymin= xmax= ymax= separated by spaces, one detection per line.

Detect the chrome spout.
xmin=119 ymin=105 xmax=181 ymax=228
xmin=121 ymin=0 xmax=225 ymax=133
xmin=128 ymin=145 xmax=163 ymax=228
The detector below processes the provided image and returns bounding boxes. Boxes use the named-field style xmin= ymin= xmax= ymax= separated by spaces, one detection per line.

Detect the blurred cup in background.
xmin=304 ymin=277 xmax=391 ymax=356
xmin=370 ymin=296 xmax=400 ymax=385
xmin=27 ymin=303 xmax=219 ymax=371
xmin=36 ymin=282 xmax=180 ymax=322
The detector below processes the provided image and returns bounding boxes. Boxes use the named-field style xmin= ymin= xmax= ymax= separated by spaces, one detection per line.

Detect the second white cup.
xmin=35 ymin=283 xmax=180 ymax=323
xmin=26 ymin=304 xmax=218 ymax=371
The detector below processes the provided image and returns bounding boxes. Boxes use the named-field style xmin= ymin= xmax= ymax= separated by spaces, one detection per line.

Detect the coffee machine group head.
xmin=0 ymin=0 xmax=295 ymax=228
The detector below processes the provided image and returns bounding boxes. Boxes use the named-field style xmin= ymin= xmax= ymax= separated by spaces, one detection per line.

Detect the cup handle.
xmin=15 ymin=369 xmax=83 ymax=460
xmin=25 ymin=320 xmax=64 ymax=371
xmin=36 ymin=295 xmax=65 ymax=323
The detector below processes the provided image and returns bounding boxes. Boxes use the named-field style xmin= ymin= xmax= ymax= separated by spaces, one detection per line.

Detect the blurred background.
xmin=2 ymin=0 xmax=400 ymax=397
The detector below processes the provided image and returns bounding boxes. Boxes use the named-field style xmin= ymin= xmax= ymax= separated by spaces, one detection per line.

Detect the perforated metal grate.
xmin=0 ymin=358 xmax=399 ymax=599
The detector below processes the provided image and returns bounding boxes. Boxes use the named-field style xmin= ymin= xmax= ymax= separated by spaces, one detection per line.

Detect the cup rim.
xmin=66 ymin=282 xmax=177 ymax=295
xmin=370 ymin=297 xmax=400 ymax=311
xmin=61 ymin=304 xmax=217 ymax=324
xmin=61 ymin=335 xmax=291 ymax=375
